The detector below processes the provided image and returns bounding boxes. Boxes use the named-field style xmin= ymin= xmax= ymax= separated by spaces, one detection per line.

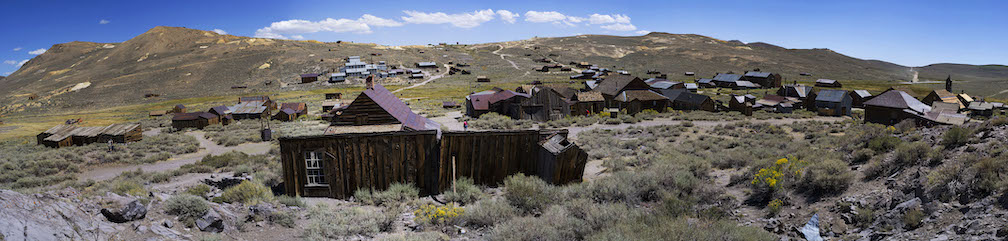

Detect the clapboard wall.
xmin=279 ymin=130 xmax=587 ymax=199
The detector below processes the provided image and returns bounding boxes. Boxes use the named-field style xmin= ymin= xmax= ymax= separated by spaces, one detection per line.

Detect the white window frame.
xmin=305 ymin=151 xmax=327 ymax=186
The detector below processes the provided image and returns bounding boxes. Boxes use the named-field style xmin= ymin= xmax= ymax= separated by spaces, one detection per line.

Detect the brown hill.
xmin=2 ymin=27 xmax=1005 ymax=114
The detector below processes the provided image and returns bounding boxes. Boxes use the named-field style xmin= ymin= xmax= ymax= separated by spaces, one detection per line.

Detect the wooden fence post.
xmin=452 ymin=156 xmax=457 ymax=194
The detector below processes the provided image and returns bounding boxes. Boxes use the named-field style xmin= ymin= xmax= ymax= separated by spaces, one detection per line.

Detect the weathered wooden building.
xmin=573 ymin=91 xmax=605 ymax=115
xmin=278 ymin=130 xmax=587 ymax=198
xmin=850 ymin=90 xmax=873 ymax=108
xmin=923 ymin=89 xmax=964 ymax=109
xmin=208 ymin=106 xmax=233 ymax=125
xmin=863 ymin=90 xmax=932 ymax=125
xmin=465 ymin=88 xmax=530 ymax=119
xmin=517 ymin=86 xmax=573 ymax=121
xmin=37 ymin=123 xmax=142 ymax=148
xmin=613 ymin=90 xmax=669 ymax=114
xmin=815 ymin=79 xmax=842 ymax=88
xmin=332 ymin=82 xmax=440 ymax=131
xmin=300 ymin=74 xmax=320 ymax=84
xmin=172 ymin=104 xmax=187 ymax=114
xmin=275 ymin=103 xmax=308 ymax=121
xmin=742 ymin=71 xmax=782 ymax=88
xmin=814 ymin=89 xmax=853 ymax=116
xmin=660 ymin=89 xmax=716 ymax=112
xmin=593 ymin=75 xmax=652 ymax=108
xmin=172 ymin=112 xmax=220 ymax=129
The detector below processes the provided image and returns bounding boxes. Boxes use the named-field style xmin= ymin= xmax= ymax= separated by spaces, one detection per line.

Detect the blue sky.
xmin=2 ymin=0 xmax=1006 ymax=76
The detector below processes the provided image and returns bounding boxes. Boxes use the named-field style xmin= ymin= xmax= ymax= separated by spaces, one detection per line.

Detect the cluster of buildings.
xmin=862 ymin=77 xmax=1004 ymax=126
xmin=170 ymin=96 xmax=307 ymax=130
xmin=695 ymin=70 xmax=782 ymax=89
xmin=37 ymin=123 xmax=142 ymax=148
xmin=299 ymin=56 xmax=434 ymax=84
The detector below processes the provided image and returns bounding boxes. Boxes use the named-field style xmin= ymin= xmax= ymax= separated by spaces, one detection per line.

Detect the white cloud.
xmin=290 ymin=35 xmax=305 ymax=40
xmin=524 ymin=11 xmax=568 ymax=23
xmin=28 ymin=48 xmax=46 ymax=55
xmin=17 ymin=59 xmax=28 ymax=67
xmin=99 ymin=19 xmax=110 ymax=24
xmin=496 ymin=10 xmax=519 ymax=24
xmin=2 ymin=71 xmax=11 ymax=76
xmin=12 ymin=47 xmax=22 ymax=51
xmin=359 ymin=14 xmax=403 ymax=27
xmin=401 ymin=9 xmax=496 ymax=28
xmin=601 ymin=23 xmax=637 ymax=31
xmin=211 ymin=29 xmax=227 ymax=35
xmin=589 ymin=14 xmax=631 ymax=25
xmin=635 ymin=30 xmax=651 ymax=35
xmin=3 ymin=60 xmax=16 ymax=65
xmin=5 ymin=59 xmax=29 ymax=67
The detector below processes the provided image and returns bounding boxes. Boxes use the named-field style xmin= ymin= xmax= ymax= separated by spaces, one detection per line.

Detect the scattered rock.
xmin=163 ymin=219 xmax=173 ymax=228
xmin=800 ymin=214 xmax=823 ymax=241
xmin=248 ymin=203 xmax=276 ymax=221
xmin=196 ymin=209 xmax=224 ymax=232
xmin=100 ymin=200 xmax=147 ymax=223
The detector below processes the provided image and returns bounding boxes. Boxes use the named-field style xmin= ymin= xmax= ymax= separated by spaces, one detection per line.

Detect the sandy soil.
xmin=77 ymin=131 xmax=273 ymax=182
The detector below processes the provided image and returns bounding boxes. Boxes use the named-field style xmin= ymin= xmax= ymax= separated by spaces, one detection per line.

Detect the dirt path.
xmin=391 ymin=64 xmax=447 ymax=93
xmin=492 ymin=45 xmax=522 ymax=71
xmin=430 ymin=111 xmax=465 ymax=130
xmin=77 ymin=131 xmax=273 ymax=182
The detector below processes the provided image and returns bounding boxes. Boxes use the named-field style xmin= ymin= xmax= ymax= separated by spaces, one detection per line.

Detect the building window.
xmin=305 ymin=151 xmax=327 ymax=185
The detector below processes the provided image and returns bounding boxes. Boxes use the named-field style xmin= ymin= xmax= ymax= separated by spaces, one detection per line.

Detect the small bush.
xmin=799 ymin=159 xmax=853 ymax=196
xmin=111 ymin=180 xmax=147 ymax=197
xmin=489 ymin=206 xmax=584 ymax=241
xmin=413 ymin=203 xmax=464 ymax=226
xmin=460 ymin=198 xmax=520 ymax=228
xmin=269 ymin=211 xmax=296 ymax=228
xmin=219 ymin=181 xmax=273 ymax=205
xmin=941 ymin=126 xmax=973 ymax=149
xmin=587 ymin=216 xmax=776 ymax=241
xmin=164 ymin=194 xmax=210 ymax=225
xmin=443 ymin=177 xmax=483 ymax=205
xmin=504 ymin=174 xmax=557 ymax=213
xmin=850 ymin=148 xmax=875 ymax=164
xmin=277 ymin=195 xmax=306 ymax=208
xmin=356 ymin=183 xmax=419 ymax=206
xmin=303 ymin=205 xmax=395 ymax=240
xmin=767 ymin=199 xmax=783 ymax=216
xmin=903 ymin=208 xmax=925 ymax=230
xmin=893 ymin=142 xmax=936 ymax=167
xmin=184 ymin=184 xmax=212 ymax=197
xmin=867 ymin=136 xmax=901 ymax=152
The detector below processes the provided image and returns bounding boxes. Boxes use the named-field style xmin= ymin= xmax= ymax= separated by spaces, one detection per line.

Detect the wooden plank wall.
xmin=437 ymin=131 xmax=541 ymax=191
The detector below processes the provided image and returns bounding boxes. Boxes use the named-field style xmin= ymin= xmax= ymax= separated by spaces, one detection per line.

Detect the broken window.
xmin=305 ymin=151 xmax=327 ymax=185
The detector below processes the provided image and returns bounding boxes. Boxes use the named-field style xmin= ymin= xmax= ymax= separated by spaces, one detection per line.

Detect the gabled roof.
xmin=744 ymin=72 xmax=772 ymax=78
xmin=467 ymin=88 xmax=531 ymax=111
xmin=615 ymin=90 xmax=668 ymax=102
xmin=173 ymin=112 xmax=218 ymax=121
xmin=684 ymin=83 xmax=698 ymax=89
xmin=658 ymin=89 xmax=687 ymax=101
xmin=969 ymin=102 xmax=995 ymax=111
xmin=648 ymin=80 xmax=683 ymax=89
xmin=931 ymin=101 xmax=960 ymax=113
xmin=816 ymin=79 xmax=838 ymax=84
xmin=931 ymin=89 xmax=956 ymax=99
xmin=735 ymin=81 xmax=760 ymax=88
xmin=280 ymin=103 xmax=307 ymax=113
xmin=713 ymin=74 xmax=743 ymax=82
xmin=101 ymin=123 xmax=140 ymax=136
xmin=815 ymin=89 xmax=849 ymax=102
xmin=175 ymin=104 xmax=186 ymax=109
xmin=595 ymin=75 xmax=644 ymax=96
xmin=544 ymin=85 xmax=577 ymax=100
xmin=958 ymin=93 xmax=974 ymax=103
xmin=360 ymin=83 xmax=440 ymax=131
xmin=852 ymin=90 xmax=872 ymax=98
xmin=300 ymin=73 xmax=320 ymax=78
xmin=209 ymin=106 xmax=231 ymax=115
xmin=865 ymin=90 xmax=931 ymax=113
xmin=674 ymin=91 xmax=712 ymax=105
xmin=781 ymin=85 xmax=815 ymax=98
xmin=696 ymin=78 xmax=714 ymax=84
xmin=575 ymin=91 xmax=604 ymax=102
xmin=279 ymin=108 xmax=297 ymax=115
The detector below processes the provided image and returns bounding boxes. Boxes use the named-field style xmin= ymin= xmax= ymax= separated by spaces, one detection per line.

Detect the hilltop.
xmin=2 ymin=27 xmax=1007 ymax=115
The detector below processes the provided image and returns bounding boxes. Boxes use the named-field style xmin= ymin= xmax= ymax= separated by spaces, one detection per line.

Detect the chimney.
xmin=366 ymin=75 xmax=374 ymax=89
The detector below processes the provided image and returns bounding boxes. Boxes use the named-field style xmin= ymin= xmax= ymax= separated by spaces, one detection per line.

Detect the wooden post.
xmin=452 ymin=156 xmax=457 ymax=194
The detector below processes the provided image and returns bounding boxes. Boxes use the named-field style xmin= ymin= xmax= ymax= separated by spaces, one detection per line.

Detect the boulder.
xmin=100 ymin=200 xmax=147 ymax=223
xmin=248 ymin=203 xmax=276 ymax=222
xmin=800 ymin=214 xmax=823 ymax=241
xmin=196 ymin=209 xmax=224 ymax=232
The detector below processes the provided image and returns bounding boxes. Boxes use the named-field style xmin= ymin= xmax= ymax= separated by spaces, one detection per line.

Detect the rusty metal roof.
xmin=361 ymin=83 xmax=440 ymax=131
xmin=231 ymin=101 xmax=268 ymax=115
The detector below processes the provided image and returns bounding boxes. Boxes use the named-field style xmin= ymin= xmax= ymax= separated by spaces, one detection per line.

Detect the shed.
xmin=815 ymin=79 xmax=842 ymax=88
xmin=415 ymin=62 xmax=437 ymax=68
xmin=300 ymin=73 xmax=320 ymax=84
xmin=729 ymin=94 xmax=754 ymax=116
xmin=231 ymin=101 xmax=270 ymax=120
xmin=814 ymin=89 xmax=852 ymax=116
xmin=923 ymin=89 xmax=964 ymax=109
xmin=696 ymin=78 xmax=715 ymax=88
xmin=520 ymin=86 xmax=573 ymax=121
xmin=742 ymin=71 xmax=782 ymax=88
xmin=329 ymin=73 xmax=347 ymax=82
xmin=863 ymin=90 xmax=932 ymax=125
xmin=208 ymin=105 xmax=233 ymax=125
xmin=968 ymin=102 xmax=995 ymax=117
xmin=37 ymin=125 xmax=77 ymax=148
xmin=850 ymin=90 xmax=873 ymax=107
xmin=172 ymin=112 xmax=219 ymax=129
xmin=476 ymin=76 xmax=490 ymax=82
xmin=149 ymin=110 xmax=167 ymax=117
xmin=537 ymin=132 xmax=588 ymax=183
xmin=172 ymin=104 xmax=187 ymax=113
xmin=98 ymin=123 xmax=143 ymax=143
xmin=661 ymin=89 xmax=715 ymax=112
xmin=442 ymin=101 xmax=460 ymax=109
xmin=573 ymin=91 xmax=605 ymax=115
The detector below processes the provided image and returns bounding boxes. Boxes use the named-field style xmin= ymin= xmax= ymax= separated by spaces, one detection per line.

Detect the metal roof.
xmin=230 ymin=101 xmax=268 ymax=115
xmin=852 ymin=90 xmax=872 ymax=98
xmin=865 ymin=90 xmax=931 ymax=114
xmin=360 ymin=83 xmax=440 ymax=131
xmin=615 ymin=90 xmax=668 ymax=102
xmin=300 ymin=73 xmax=320 ymax=78
xmin=744 ymin=72 xmax=772 ymax=78
xmin=684 ymin=83 xmax=698 ymax=89
xmin=816 ymin=79 xmax=837 ymax=84
xmin=713 ymin=74 xmax=743 ymax=82
xmin=648 ymin=81 xmax=683 ymax=89
xmin=815 ymin=89 xmax=848 ymax=103
xmin=696 ymin=78 xmax=713 ymax=84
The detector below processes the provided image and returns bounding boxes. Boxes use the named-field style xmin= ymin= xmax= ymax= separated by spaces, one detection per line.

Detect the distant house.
xmin=583 ymin=80 xmax=599 ymax=91
xmin=593 ymin=75 xmax=652 ymax=108
xmin=815 ymin=79 xmax=842 ymax=88
xmin=172 ymin=112 xmax=219 ymax=129
xmin=968 ymin=102 xmax=995 ymax=117
xmin=742 ymin=71 xmax=782 ymax=88
xmin=332 ymin=81 xmax=440 ymax=131
xmin=660 ymin=89 xmax=715 ymax=112
xmin=410 ymin=73 xmax=424 ymax=79
xmin=696 ymin=78 xmax=715 ymax=88
xmin=613 ymin=89 xmax=669 ymax=114
xmin=685 ymin=72 xmax=695 ymax=76
xmin=728 ymin=94 xmax=754 ymax=116
xmin=850 ymin=90 xmax=873 ymax=108
xmin=300 ymin=74 xmax=320 ymax=84
xmin=322 ymin=100 xmax=341 ymax=113
xmin=329 ymin=73 xmax=347 ymax=82
xmin=734 ymin=81 xmax=760 ymax=90
xmin=476 ymin=76 xmax=490 ymax=82
xmin=756 ymin=95 xmax=798 ymax=113
xmin=325 ymin=93 xmax=342 ymax=100
xmin=519 ymin=86 xmax=574 ymax=121
xmin=231 ymin=101 xmax=271 ymax=120
xmin=442 ymin=101 xmax=460 ymax=109
xmin=465 ymin=88 xmax=531 ymax=119
xmin=37 ymin=123 xmax=142 ymax=148
xmin=923 ymin=89 xmax=964 ymax=109
xmin=173 ymin=104 xmax=187 ymax=114
xmin=863 ymin=90 xmax=932 ymax=125
xmin=684 ymin=83 xmax=699 ymax=92
xmin=573 ymin=91 xmax=605 ymax=115
xmin=814 ymin=89 xmax=852 ymax=116
xmin=149 ymin=110 xmax=167 ymax=117
xmin=415 ymin=62 xmax=437 ymax=68
xmin=275 ymin=103 xmax=307 ymax=121
xmin=777 ymin=85 xmax=817 ymax=109
xmin=208 ymin=106 xmax=233 ymax=125
xmin=646 ymin=78 xmax=684 ymax=90
xmin=239 ymin=96 xmax=276 ymax=110
xmin=712 ymin=74 xmax=743 ymax=88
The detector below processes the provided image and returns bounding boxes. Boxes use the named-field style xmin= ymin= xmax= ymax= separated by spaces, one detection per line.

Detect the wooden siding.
xmin=280 ymin=130 xmax=587 ymax=199
xmin=520 ymin=89 xmax=571 ymax=121
xmin=333 ymin=94 xmax=399 ymax=126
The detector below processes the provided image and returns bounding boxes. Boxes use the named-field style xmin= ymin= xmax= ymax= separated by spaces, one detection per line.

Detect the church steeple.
xmin=945 ymin=75 xmax=952 ymax=92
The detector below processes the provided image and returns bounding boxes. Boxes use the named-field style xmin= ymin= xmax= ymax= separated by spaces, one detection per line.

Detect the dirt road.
xmin=392 ymin=64 xmax=447 ymax=93
xmin=492 ymin=45 xmax=522 ymax=71
xmin=77 ymin=131 xmax=273 ymax=182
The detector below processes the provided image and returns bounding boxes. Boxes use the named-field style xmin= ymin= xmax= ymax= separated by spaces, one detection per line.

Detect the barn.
xmin=332 ymin=81 xmax=440 ymax=131
xmin=172 ymin=112 xmax=220 ymax=129
xmin=275 ymin=103 xmax=308 ymax=121
xmin=815 ymin=79 xmax=842 ymax=88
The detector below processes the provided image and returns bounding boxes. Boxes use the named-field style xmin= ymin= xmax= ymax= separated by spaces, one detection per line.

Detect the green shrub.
xmin=150 ymin=171 xmax=174 ymax=183
xmin=799 ymin=159 xmax=853 ymax=196
xmin=269 ymin=211 xmax=296 ymax=228
xmin=587 ymin=216 xmax=776 ymax=241
xmin=277 ymin=195 xmax=306 ymax=208
xmin=356 ymin=183 xmax=419 ymax=206
xmin=893 ymin=142 xmax=936 ymax=167
xmin=164 ymin=194 xmax=210 ymax=225
xmin=489 ymin=206 xmax=584 ymax=241
xmin=854 ymin=207 xmax=875 ymax=228
xmin=851 ymin=148 xmax=875 ymax=164
xmin=375 ymin=232 xmax=449 ymax=241
xmin=219 ymin=180 xmax=273 ymax=205
xmin=504 ymin=174 xmax=557 ymax=213
xmin=443 ymin=177 xmax=483 ymax=205
xmin=184 ymin=184 xmax=212 ymax=197
xmin=111 ymin=180 xmax=147 ymax=197
xmin=460 ymin=198 xmax=520 ymax=228
xmin=867 ymin=136 xmax=901 ymax=152
xmin=862 ymin=159 xmax=886 ymax=180
xmin=303 ymin=205 xmax=395 ymax=240
xmin=902 ymin=208 xmax=925 ymax=230
xmin=941 ymin=126 xmax=973 ymax=149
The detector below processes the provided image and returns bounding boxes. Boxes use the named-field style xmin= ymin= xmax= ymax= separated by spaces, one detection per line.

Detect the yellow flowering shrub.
xmin=767 ymin=198 xmax=783 ymax=216
xmin=751 ymin=158 xmax=806 ymax=190
xmin=414 ymin=203 xmax=464 ymax=226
